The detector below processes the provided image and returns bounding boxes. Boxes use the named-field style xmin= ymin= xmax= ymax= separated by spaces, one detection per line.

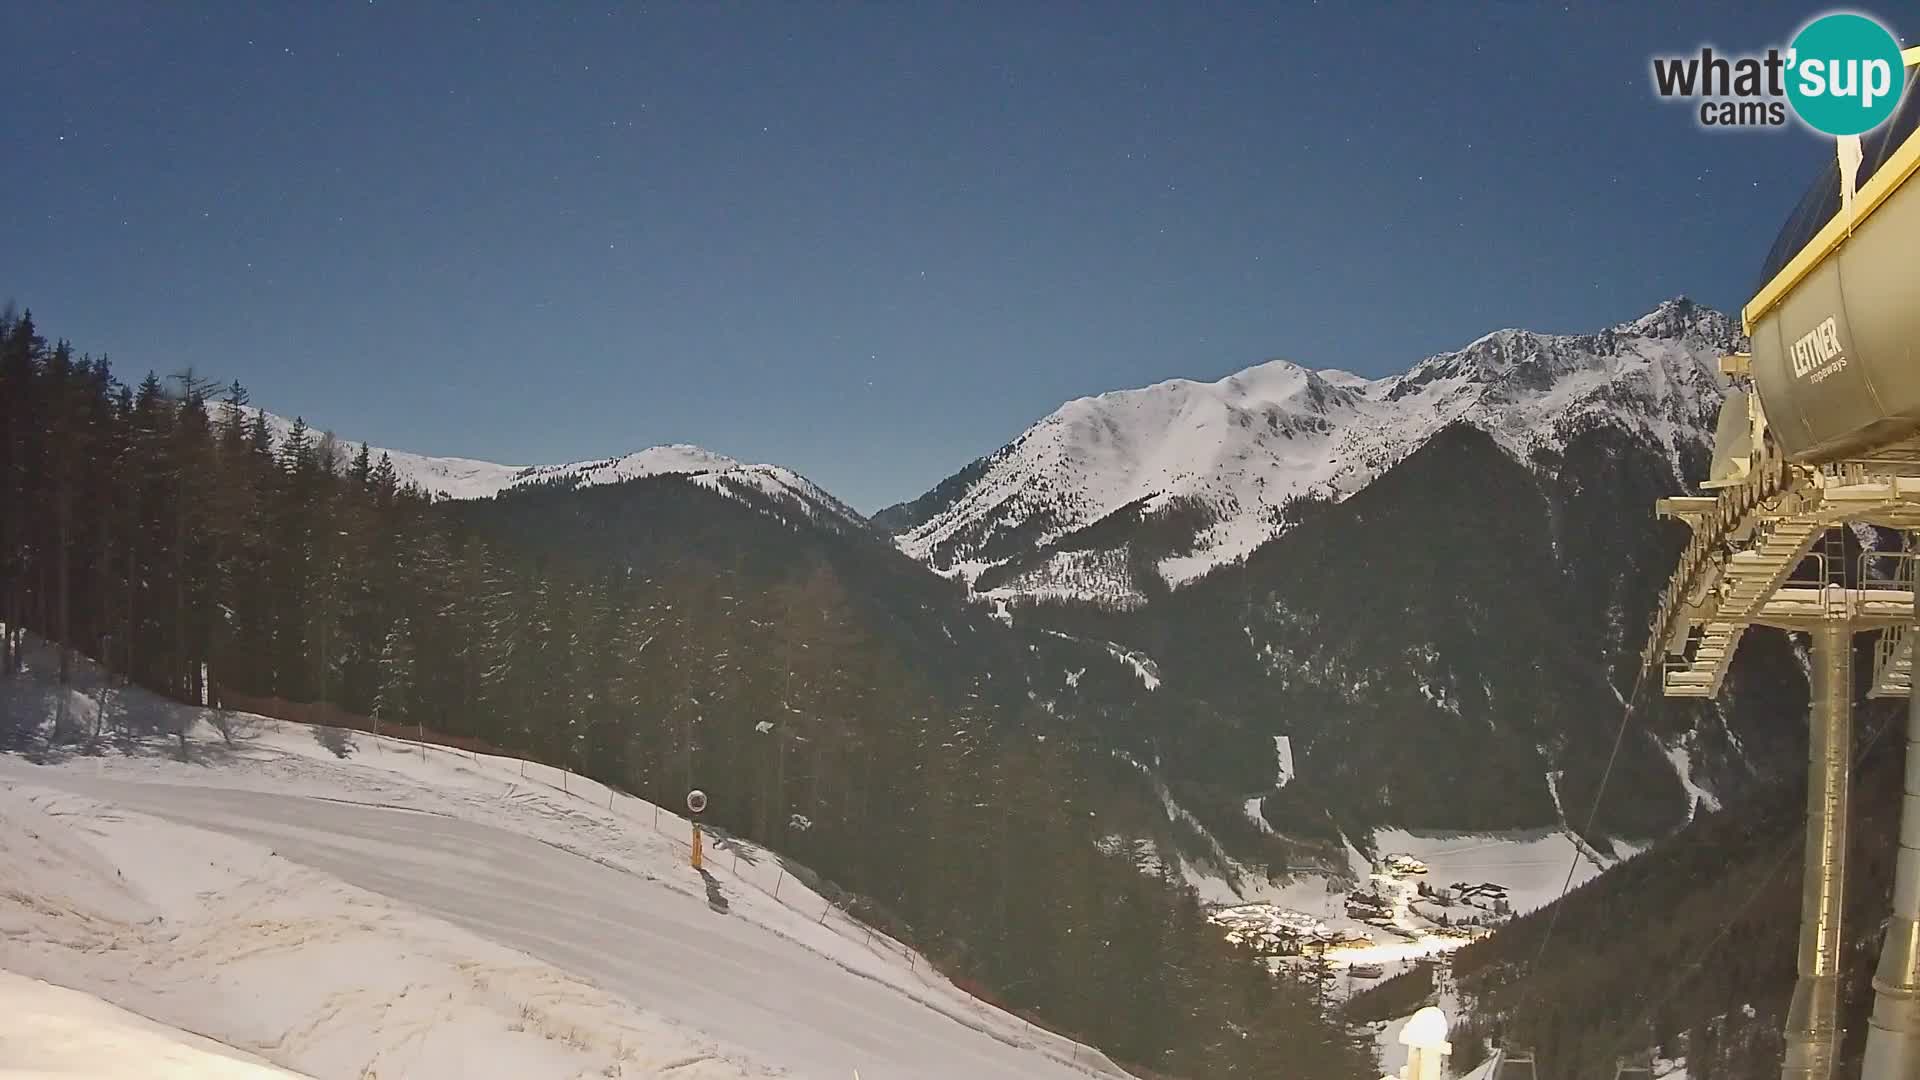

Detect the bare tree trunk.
xmin=774 ymin=728 xmax=788 ymax=841
xmin=55 ymin=476 xmax=72 ymax=686
xmin=125 ymin=482 xmax=138 ymax=687
xmin=0 ymin=548 xmax=10 ymax=678
xmin=173 ymin=488 xmax=186 ymax=700
xmin=810 ymin=740 xmax=825 ymax=823
xmin=90 ymin=682 xmax=110 ymax=745
xmin=96 ymin=467 xmax=115 ymax=686
xmin=0 ymin=581 xmax=12 ymax=678
xmin=681 ymin=710 xmax=693 ymax=795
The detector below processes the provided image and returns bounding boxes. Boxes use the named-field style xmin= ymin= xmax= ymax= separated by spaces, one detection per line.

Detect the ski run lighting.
xmin=1643 ymin=46 xmax=1920 ymax=1080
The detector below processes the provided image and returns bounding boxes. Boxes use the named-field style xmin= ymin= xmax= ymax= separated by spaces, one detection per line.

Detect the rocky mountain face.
xmin=879 ymin=300 xmax=1817 ymax=869
xmin=883 ymin=298 xmax=1741 ymax=609
xmin=1046 ymin=420 xmax=1809 ymax=845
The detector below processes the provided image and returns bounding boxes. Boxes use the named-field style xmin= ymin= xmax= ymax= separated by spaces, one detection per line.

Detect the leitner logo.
xmin=1651 ymin=12 xmax=1907 ymax=135
xmin=1791 ymin=316 xmax=1848 ymax=383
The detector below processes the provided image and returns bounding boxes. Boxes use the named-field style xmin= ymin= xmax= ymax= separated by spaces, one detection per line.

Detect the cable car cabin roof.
xmin=1747 ymin=49 xmax=1920 ymax=333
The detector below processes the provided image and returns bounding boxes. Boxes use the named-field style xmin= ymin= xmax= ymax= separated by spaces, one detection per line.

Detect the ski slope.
xmin=0 ymin=665 xmax=1127 ymax=1079
xmin=0 ymin=969 xmax=311 ymax=1078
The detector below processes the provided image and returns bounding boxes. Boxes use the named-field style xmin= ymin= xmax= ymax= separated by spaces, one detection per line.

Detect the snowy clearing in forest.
xmin=1370 ymin=827 xmax=1605 ymax=916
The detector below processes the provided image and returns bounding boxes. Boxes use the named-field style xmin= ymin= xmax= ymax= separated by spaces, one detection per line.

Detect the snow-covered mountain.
xmin=220 ymin=406 xmax=865 ymax=531
xmin=883 ymin=298 xmax=1740 ymax=605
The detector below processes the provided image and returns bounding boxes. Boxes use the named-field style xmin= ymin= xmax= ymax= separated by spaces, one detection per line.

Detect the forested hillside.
xmin=0 ymin=310 xmax=1377 ymax=1080
xmin=1429 ymin=683 xmax=1904 ymax=1079
xmin=1011 ymin=419 xmax=1812 ymax=851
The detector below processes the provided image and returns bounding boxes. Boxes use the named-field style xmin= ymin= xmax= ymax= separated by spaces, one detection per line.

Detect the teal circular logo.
xmin=1786 ymin=13 xmax=1907 ymax=136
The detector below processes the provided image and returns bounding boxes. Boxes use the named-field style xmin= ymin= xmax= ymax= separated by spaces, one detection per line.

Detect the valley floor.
xmin=1191 ymin=822 xmax=1608 ymax=999
xmin=0 ymin=659 xmax=1125 ymax=1080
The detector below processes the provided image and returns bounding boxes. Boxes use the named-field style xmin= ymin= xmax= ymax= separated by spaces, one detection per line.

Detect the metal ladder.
xmin=1823 ymin=526 xmax=1850 ymax=588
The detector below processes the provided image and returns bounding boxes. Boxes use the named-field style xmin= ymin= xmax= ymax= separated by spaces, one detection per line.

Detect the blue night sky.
xmin=5 ymin=3 xmax=1909 ymax=511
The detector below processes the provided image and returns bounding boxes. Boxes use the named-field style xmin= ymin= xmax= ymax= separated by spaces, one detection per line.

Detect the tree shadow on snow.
xmin=1 ymin=638 xmax=286 ymax=772
xmin=708 ymin=829 xmax=759 ymax=868
xmin=8 ymin=724 xmax=248 ymax=769
xmin=312 ymin=725 xmax=356 ymax=759
xmin=697 ymin=867 xmax=731 ymax=914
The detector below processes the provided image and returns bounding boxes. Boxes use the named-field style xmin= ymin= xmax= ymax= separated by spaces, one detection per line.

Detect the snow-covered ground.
xmin=1181 ymin=819 xmax=1609 ymax=1003
xmin=0 ymin=657 xmax=1127 ymax=1079
xmin=1101 ymin=642 xmax=1160 ymax=691
xmin=1370 ymin=827 xmax=1604 ymax=917
xmin=0 ymin=969 xmax=311 ymax=1078
xmin=1654 ymin=1054 xmax=1691 ymax=1078
xmin=1370 ymin=972 xmax=1463 ymax=1079
xmin=1661 ymin=737 xmax=1722 ymax=826
xmin=1044 ymin=630 xmax=1161 ymax=693
xmin=1128 ymin=765 xmax=1603 ymax=927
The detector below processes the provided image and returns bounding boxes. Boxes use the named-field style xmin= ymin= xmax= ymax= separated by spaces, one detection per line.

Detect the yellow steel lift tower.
xmin=1644 ymin=48 xmax=1920 ymax=1080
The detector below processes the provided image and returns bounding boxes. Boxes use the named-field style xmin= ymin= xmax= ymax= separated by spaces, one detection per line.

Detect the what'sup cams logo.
xmin=1651 ymin=12 xmax=1908 ymax=135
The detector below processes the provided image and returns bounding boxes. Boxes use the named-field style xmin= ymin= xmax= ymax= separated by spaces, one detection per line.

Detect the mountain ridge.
xmin=883 ymin=297 xmax=1739 ymax=606
xmin=218 ymin=404 xmax=867 ymax=532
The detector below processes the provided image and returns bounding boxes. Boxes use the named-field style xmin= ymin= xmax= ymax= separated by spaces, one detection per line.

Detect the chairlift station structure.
xmin=1643 ymin=48 xmax=1920 ymax=1080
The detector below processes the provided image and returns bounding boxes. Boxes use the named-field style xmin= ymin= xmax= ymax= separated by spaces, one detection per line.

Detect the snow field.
xmin=0 ymin=658 xmax=1131 ymax=1079
xmin=0 ymin=968 xmax=313 ymax=1079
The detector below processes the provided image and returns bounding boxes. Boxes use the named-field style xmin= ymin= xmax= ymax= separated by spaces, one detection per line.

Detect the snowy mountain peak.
xmin=509 ymin=443 xmax=746 ymax=489
xmin=889 ymin=301 xmax=1741 ymax=606
xmin=1615 ymin=295 xmax=1738 ymax=344
xmin=1391 ymin=301 xmax=1736 ymax=402
xmin=1313 ymin=367 xmax=1373 ymax=392
xmin=219 ymin=405 xmax=864 ymax=530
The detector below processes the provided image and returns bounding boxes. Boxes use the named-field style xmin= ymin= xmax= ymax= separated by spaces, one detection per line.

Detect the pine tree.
xmin=168 ymin=374 xmax=218 ymax=703
xmin=125 ymin=372 xmax=171 ymax=688
xmin=42 ymin=341 xmax=81 ymax=687
xmin=267 ymin=417 xmax=314 ymax=698
xmin=374 ymin=615 xmax=415 ymax=729
xmin=0 ymin=312 xmax=45 ymax=676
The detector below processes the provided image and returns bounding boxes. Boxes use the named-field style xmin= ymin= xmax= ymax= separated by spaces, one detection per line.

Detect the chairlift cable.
xmin=1527 ymin=656 xmax=1654 ymax=981
xmin=1584 ymin=699 xmax=1902 ymax=1070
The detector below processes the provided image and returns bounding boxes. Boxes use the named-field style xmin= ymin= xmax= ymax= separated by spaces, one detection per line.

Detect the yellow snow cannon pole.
xmin=686 ymin=789 xmax=708 ymax=871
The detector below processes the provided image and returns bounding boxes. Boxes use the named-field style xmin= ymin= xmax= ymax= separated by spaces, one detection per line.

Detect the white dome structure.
xmin=1399 ymin=1007 xmax=1449 ymax=1048
xmin=1387 ymin=1006 xmax=1452 ymax=1080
